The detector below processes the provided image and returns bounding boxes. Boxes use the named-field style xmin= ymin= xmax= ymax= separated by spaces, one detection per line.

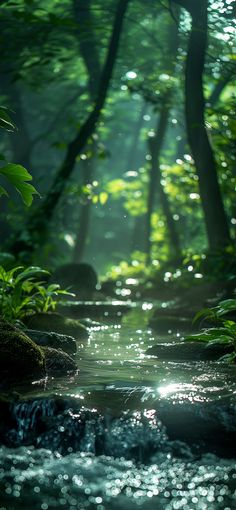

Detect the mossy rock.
xmin=42 ymin=346 xmax=78 ymax=375
xmin=24 ymin=312 xmax=88 ymax=340
xmin=26 ymin=329 xmax=77 ymax=354
xmin=0 ymin=319 xmax=45 ymax=382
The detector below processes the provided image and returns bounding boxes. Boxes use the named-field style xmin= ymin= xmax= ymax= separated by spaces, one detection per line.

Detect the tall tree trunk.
xmin=172 ymin=0 xmax=231 ymax=250
xmin=72 ymin=0 xmax=102 ymax=263
xmin=13 ymin=0 xmax=129 ymax=253
xmin=145 ymin=102 xmax=181 ymax=263
xmin=73 ymin=0 xmax=101 ymax=98
xmin=145 ymin=7 xmax=181 ymax=263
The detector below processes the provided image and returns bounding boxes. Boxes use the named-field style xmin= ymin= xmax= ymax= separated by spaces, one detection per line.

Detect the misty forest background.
xmin=0 ymin=0 xmax=235 ymax=295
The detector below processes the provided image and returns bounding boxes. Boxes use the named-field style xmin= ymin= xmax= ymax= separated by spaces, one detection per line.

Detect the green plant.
xmin=0 ymin=106 xmax=38 ymax=206
xmin=185 ymin=299 xmax=236 ymax=362
xmin=0 ymin=265 xmax=74 ymax=322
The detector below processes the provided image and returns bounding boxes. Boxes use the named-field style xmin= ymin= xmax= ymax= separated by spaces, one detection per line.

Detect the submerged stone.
xmin=0 ymin=319 xmax=45 ymax=383
xmin=24 ymin=312 xmax=88 ymax=340
xmin=26 ymin=329 xmax=77 ymax=354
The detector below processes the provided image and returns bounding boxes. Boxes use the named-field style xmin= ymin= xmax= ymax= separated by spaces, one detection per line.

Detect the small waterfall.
xmin=5 ymin=398 xmax=168 ymax=461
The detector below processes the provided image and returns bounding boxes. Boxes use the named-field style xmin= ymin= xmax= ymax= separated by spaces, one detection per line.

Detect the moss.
xmin=24 ymin=312 xmax=88 ymax=340
xmin=42 ymin=346 xmax=77 ymax=375
xmin=0 ymin=319 xmax=45 ymax=381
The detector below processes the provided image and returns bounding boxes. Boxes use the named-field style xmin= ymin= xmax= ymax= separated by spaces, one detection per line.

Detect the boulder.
xmin=26 ymin=329 xmax=77 ymax=354
xmin=146 ymin=341 xmax=234 ymax=361
xmin=50 ymin=262 xmax=98 ymax=299
xmin=0 ymin=319 xmax=45 ymax=383
xmin=24 ymin=312 xmax=88 ymax=340
xmin=42 ymin=347 xmax=78 ymax=375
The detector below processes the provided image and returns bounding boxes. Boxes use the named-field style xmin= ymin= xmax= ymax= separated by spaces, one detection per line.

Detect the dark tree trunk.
xmin=72 ymin=0 xmax=102 ymax=263
xmin=145 ymin=103 xmax=181 ymax=263
xmin=13 ymin=0 xmax=129 ymax=252
xmin=172 ymin=0 xmax=231 ymax=250
xmin=73 ymin=0 xmax=101 ymax=98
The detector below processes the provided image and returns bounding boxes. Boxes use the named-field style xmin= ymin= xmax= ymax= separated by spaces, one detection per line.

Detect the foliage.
xmin=0 ymin=161 xmax=39 ymax=206
xmin=0 ymin=265 xmax=74 ymax=322
xmin=0 ymin=107 xmax=38 ymax=206
xmin=185 ymin=299 xmax=236 ymax=363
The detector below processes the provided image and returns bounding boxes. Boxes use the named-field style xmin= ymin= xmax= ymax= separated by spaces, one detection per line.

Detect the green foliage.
xmin=0 ymin=106 xmax=38 ymax=206
xmin=0 ymin=265 xmax=74 ymax=322
xmin=185 ymin=299 xmax=236 ymax=363
xmin=0 ymin=163 xmax=39 ymax=206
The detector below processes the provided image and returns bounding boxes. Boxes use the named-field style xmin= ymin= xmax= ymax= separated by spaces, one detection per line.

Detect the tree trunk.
xmin=145 ymin=7 xmax=181 ymax=263
xmin=73 ymin=0 xmax=101 ymax=98
xmin=172 ymin=0 xmax=231 ymax=250
xmin=72 ymin=0 xmax=102 ymax=263
xmin=145 ymin=102 xmax=181 ymax=263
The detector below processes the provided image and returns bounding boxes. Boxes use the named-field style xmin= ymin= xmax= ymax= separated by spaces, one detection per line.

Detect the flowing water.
xmin=1 ymin=304 xmax=236 ymax=509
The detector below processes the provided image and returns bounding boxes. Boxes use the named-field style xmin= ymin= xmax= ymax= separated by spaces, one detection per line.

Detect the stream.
xmin=0 ymin=303 xmax=236 ymax=509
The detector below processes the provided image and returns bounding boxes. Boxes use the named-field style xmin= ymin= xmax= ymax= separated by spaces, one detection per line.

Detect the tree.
xmin=144 ymin=6 xmax=181 ymax=262
xmin=171 ymin=0 xmax=231 ymax=251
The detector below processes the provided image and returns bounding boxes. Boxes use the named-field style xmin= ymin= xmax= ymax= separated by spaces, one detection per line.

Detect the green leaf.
xmin=215 ymin=299 xmax=236 ymax=317
xmin=0 ymin=163 xmax=39 ymax=206
xmin=0 ymin=107 xmax=17 ymax=132
xmin=185 ymin=328 xmax=234 ymax=343
xmin=192 ymin=307 xmax=215 ymax=324
xmin=15 ymin=266 xmax=49 ymax=282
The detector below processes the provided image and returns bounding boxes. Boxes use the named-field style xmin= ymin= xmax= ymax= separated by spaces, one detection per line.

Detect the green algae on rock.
xmin=24 ymin=312 xmax=88 ymax=340
xmin=0 ymin=319 xmax=45 ymax=382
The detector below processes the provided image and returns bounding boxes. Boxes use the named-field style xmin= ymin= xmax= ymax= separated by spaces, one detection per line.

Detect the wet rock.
xmin=146 ymin=341 xmax=234 ymax=361
xmin=42 ymin=347 xmax=77 ymax=375
xmin=24 ymin=312 xmax=88 ymax=340
xmin=1 ymin=395 xmax=236 ymax=458
xmin=50 ymin=263 xmax=98 ymax=299
xmin=26 ymin=329 xmax=77 ymax=354
xmin=0 ymin=319 xmax=45 ymax=383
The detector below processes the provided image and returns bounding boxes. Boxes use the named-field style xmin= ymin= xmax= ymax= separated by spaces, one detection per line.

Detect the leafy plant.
xmin=185 ymin=299 xmax=236 ymax=362
xmin=0 ymin=106 xmax=38 ymax=206
xmin=0 ymin=265 xmax=74 ymax=322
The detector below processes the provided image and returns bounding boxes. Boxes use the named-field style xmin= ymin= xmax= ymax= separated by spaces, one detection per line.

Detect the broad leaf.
xmin=0 ymin=163 xmax=39 ymax=206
